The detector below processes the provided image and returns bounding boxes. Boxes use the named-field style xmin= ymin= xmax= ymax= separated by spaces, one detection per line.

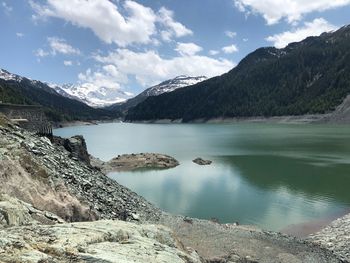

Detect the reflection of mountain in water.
xmin=220 ymin=154 xmax=350 ymax=205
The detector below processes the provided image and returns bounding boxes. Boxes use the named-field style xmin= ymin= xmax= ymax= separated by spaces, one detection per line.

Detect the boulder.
xmin=53 ymin=135 xmax=91 ymax=166
xmin=0 ymin=194 xmax=64 ymax=227
xmin=192 ymin=158 xmax=212 ymax=165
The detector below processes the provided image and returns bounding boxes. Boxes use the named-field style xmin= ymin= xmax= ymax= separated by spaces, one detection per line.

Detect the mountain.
xmin=126 ymin=25 xmax=350 ymax=122
xmin=49 ymin=83 xmax=131 ymax=108
xmin=0 ymin=69 xmax=116 ymax=122
xmin=108 ymin=75 xmax=207 ymax=113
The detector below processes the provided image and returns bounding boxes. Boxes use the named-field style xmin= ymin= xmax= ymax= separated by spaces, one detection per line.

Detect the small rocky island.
xmin=193 ymin=157 xmax=212 ymax=165
xmin=91 ymin=153 xmax=179 ymax=174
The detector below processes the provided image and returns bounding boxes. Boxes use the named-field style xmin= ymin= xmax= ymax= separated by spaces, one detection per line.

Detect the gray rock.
xmin=0 ymin=220 xmax=203 ymax=263
xmin=0 ymin=123 xmax=162 ymax=223
xmin=91 ymin=153 xmax=180 ymax=173
xmin=0 ymin=194 xmax=65 ymax=227
xmin=308 ymin=213 xmax=350 ymax=262
xmin=193 ymin=158 xmax=212 ymax=165
xmin=53 ymin=135 xmax=91 ymax=166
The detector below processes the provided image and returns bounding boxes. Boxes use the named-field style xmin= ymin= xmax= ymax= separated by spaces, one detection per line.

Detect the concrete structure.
xmin=0 ymin=103 xmax=52 ymax=137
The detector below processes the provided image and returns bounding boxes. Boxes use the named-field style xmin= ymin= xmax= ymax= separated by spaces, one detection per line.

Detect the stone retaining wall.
xmin=0 ymin=103 xmax=52 ymax=136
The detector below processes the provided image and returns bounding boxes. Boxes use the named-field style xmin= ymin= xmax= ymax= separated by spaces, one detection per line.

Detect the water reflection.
xmin=55 ymin=122 xmax=350 ymax=231
xmin=109 ymin=155 xmax=348 ymax=231
xmin=220 ymin=155 xmax=350 ymax=204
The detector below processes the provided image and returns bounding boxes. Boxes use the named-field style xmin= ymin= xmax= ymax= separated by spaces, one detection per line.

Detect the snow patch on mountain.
xmin=53 ymin=75 xmax=207 ymax=108
xmin=1 ymin=69 xmax=206 ymax=108
xmin=144 ymin=75 xmax=207 ymax=97
xmin=0 ymin=69 xmax=23 ymax=82
xmin=48 ymin=83 xmax=132 ymax=108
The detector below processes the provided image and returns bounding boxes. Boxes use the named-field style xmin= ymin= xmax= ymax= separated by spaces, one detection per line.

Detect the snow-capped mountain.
xmin=49 ymin=83 xmax=132 ymax=108
xmin=144 ymin=75 xmax=207 ymax=97
xmin=0 ymin=68 xmax=114 ymax=121
xmin=0 ymin=69 xmax=24 ymax=82
xmin=109 ymin=75 xmax=207 ymax=112
xmin=0 ymin=68 xmax=48 ymax=89
xmin=48 ymin=75 xmax=207 ymax=108
xmin=1 ymin=69 xmax=207 ymax=109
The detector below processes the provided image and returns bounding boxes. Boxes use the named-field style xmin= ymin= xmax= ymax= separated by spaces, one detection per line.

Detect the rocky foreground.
xmin=0 ymin=219 xmax=202 ymax=263
xmin=0 ymin=114 xmax=349 ymax=262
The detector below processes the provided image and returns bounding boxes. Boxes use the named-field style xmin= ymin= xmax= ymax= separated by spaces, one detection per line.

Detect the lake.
xmin=54 ymin=122 xmax=350 ymax=232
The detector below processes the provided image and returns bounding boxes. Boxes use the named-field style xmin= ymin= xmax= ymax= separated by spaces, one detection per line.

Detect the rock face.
xmin=193 ymin=158 xmax=212 ymax=165
xmin=0 ymin=119 xmax=161 ymax=223
xmin=91 ymin=153 xmax=179 ymax=174
xmin=53 ymin=135 xmax=91 ymax=166
xmin=0 ymin=194 xmax=65 ymax=227
xmin=0 ymin=220 xmax=203 ymax=263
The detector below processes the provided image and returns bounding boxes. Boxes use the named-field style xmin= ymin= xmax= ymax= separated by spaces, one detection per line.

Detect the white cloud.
xmin=93 ymin=48 xmax=234 ymax=87
xmin=30 ymin=0 xmax=157 ymax=47
xmin=234 ymin=0 xmax=246 ymax=12
xmin=158 ymin=7 xmax=193 ymax=42
xmin=160 ymin=30 xmax=173 ymax=42
xmin=63 ymin=60 xmax=73 ymax=66
xmin=30 ymin=0 xmax=192 ymax=46
xmin=48 ymin=37 xmax=81 ymax=55
xmin=233 ymin=0 xmax=350 ymax=25
xmin=35 ymin=48 xmax=49 ymax=57
xmin=2 ymin=1 xmax=12 ymax=13
xmin=16 ymin=32 xmax=24 ymax=38
xmin=222 ymin=44 xmax=239 ymax=54
xmin=266 ymin=18 xmax=337 ymax=48
xmin=209 ymin=50 xmax=220 ymax=56
xmin=35 ymin=37 xmax=81 ymax=59
xmin=225 ymin=31 xmax=237 ymax=38
xmin=78 ymin=67 xmax=127 ymax=89
xmin=175 ymin=42 xmax=202 ymax=56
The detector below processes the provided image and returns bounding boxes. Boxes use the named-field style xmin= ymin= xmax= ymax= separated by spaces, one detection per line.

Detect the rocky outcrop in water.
xmin=91 ymin=153 xmax=179 ymax=173
xmin=193 ymin=158 xmax=212 ymax=165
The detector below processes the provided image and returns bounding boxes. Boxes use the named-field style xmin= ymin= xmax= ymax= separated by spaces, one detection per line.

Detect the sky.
xmin=1 ymin=0 xmax=350 ymax=97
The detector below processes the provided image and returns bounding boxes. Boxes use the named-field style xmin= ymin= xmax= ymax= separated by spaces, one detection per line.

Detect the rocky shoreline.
xmin=0 ymin=115 xmax=349 ymax=262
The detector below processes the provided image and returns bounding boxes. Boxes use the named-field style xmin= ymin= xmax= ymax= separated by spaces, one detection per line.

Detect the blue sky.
xmin=1 ymin=0 xmax=350 ymax=96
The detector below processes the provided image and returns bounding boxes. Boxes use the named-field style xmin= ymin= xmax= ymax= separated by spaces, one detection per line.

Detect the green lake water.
xmin=54 ymin=123 xmax=350 ymax=231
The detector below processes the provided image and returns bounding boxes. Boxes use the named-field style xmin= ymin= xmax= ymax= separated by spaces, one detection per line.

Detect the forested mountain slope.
xmin=126 ymin=26 xmax=350 ymax=122
xmin=108 ymin=75 xmax=207 ymax=113
xmin=0 ymin=70 xmax=115 ymax=121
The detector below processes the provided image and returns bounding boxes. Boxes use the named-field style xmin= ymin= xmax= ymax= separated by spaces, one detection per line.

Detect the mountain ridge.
xmin=49 ymin=82 xmax=131 ymax=108
xmin=125 ymin=25 xmax=350 ymax=122
xmin=0 ymin=69 xmax=116 ymax=121
xmin=108 ymin=75 xmax=207 ymax=113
